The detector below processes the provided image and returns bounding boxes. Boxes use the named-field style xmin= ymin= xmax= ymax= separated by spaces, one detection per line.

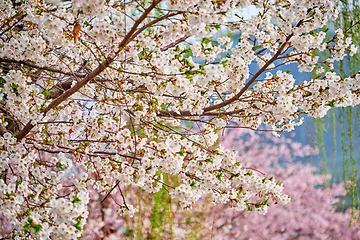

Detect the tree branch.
xmin=0 ymin=57 xmax=86 ymax=77
xmin=15 ymin=0 xmax=164 ymax=141
xmin=202 ymin=32 xmax=295 ymax=113
xmin=161 ymin=35 xmax=190 ymax=51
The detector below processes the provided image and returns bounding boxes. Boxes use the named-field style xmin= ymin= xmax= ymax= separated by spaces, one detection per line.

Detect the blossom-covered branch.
xmin=0 ymin=0 xmax=359 ymax=239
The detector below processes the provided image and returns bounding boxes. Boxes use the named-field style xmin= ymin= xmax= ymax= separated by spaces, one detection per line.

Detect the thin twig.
xmin=101 ymin=180 xmax=120 ymax=204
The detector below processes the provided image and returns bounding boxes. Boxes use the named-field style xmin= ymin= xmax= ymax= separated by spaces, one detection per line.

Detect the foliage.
xmin=313 ymin=0 xmax=360 ymax=222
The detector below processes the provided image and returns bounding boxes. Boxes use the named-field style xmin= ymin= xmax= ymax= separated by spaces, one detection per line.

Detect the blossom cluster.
xmin=0 ymin=0 xmax=359 ymax=238
xmin=80 ymin=129 xmax=359 ymax=239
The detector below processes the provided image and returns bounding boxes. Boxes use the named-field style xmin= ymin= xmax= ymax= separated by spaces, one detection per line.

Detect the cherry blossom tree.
xmin=79 ymin=128 xmax=360 ymax=239
xmin=0 ymin=0 xmax=359 ymax=239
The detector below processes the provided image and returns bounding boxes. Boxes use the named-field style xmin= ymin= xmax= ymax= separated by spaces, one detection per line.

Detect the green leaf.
xmin=217 ymin=172 xmax=223 ymax=181
xmin=202 ymin=38 xmax=211 ymax=44
xmin=74 ymin=220 xmax=82 ymax=231
xmin=183 ymin=48 xmax=192 ymax=55
xmin=27 ymin=217 xmax=33 ymax=225
xmin=33 ymin=224 xmax=42 ymax=234
xmin=252 ymin=45 xmax=261 ymax=51
xmin=245 ymin=171 xmax=252 ymax=176
xmin=72 ymin=194 xmax=81 ymax=204
xmin=177 ymin=151 xmax=186 ymax=156
xmin=23 ymin=223 xmax=31 ymax=234
xmin=56 ymin=163 xmax=64 ymax=170
xmin=221 ymin=60 xmax=228 ymax=67
xmin=309 ymin=30 xmax=317 ymax=36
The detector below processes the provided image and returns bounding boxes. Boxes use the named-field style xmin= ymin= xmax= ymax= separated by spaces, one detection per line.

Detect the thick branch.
xmin=15 ymin=0 xmax=163 ymax=141
xmin=202 ymin=33 xmax=294 ymax=113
